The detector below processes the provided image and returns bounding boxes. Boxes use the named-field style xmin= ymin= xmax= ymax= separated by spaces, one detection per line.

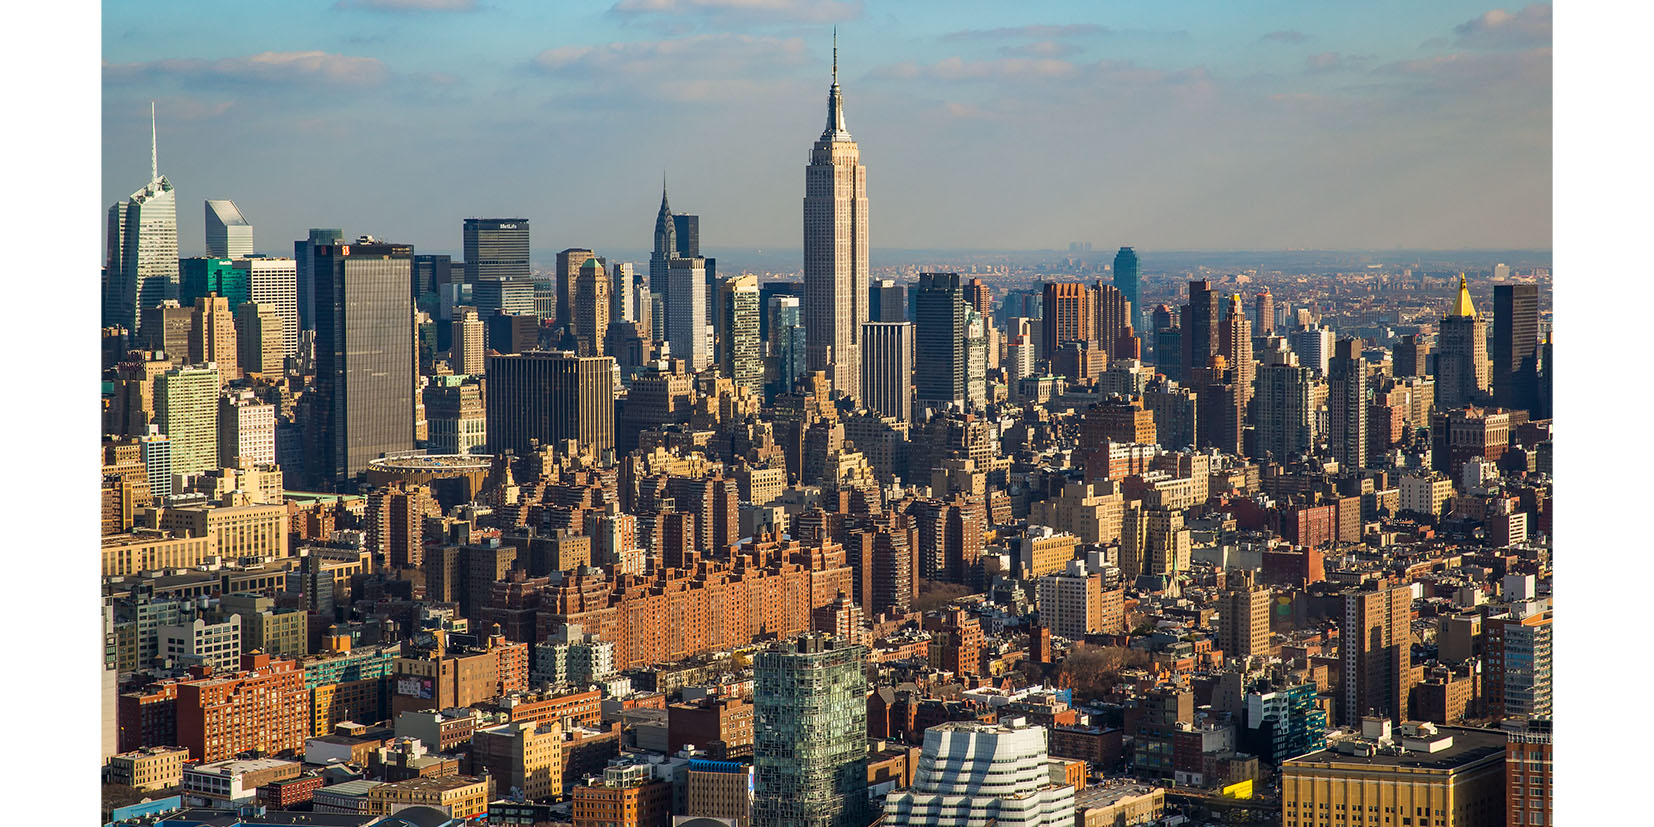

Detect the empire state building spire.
xmin=824 ymin=28 xmax=850 ymax=139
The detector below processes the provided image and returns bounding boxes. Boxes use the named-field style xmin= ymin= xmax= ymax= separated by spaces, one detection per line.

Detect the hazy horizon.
xmin=104 ymin=1 xmax=1552 ymax=259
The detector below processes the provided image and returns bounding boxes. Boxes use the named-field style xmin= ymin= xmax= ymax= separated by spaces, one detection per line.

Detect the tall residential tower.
xmin=753 ymin=634 xmax=869 ymax=827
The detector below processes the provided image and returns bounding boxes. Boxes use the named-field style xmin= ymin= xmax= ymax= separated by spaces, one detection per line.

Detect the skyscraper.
xmin=1289 ymin=325 xmax=1336 ymax=377
xmin=1219 ymin=582 xmax=1272 ymax=663
xmin=139 ymin=427 xmax=173 ymax=500
xmin=1339 ymin=585 xmax=1414 ymax=726
xmin=650 ymin=186 xmax=676 ymax=298
xmin=1113 ymin=246 xmax=1140 ymax=326
xmin=768 ymin=294 xmax=807 ymax=399
xmin=557 ymin=248 xmax=595 ymax=331
xmin=1254 ymin=288 xmax=1275 ymax=336
xmin=204 ymin=200 xmax=253 ymax=259
xmin=473 ymin=277 xmax=535 ymax=318
xmin=235 ymin=258 xmax=299 ymax=358
xmin=1151 ymin=305 xmax=1181 ymax=381
xmin=219 ymin=392 xmax=276 ymax=468
xmin=157 ymin=363 xmax=221 ymax=476
xmin=870 ymin=279 xmax=906 ymax=323
xmin=452 ymin=310 xmax=485 ymax=376
xmin=295 ymin=228 xmax=344 ymax=333
xmin=1218 ymin=294 xmax=1254 ymax=413
xmin=753 ymin=634 xmax=869 ymax=827
xmin=311 ymin=238 xmax=415 ymax=488
xmin=914 ymin=272 xmax=967 ymax=415
xmin=610 ymin=261 xmax=644 ymax=335
xmin=673 ymin=213 xmax=701 ymax=258
xmin=1253 ymin=345 xmax=1315 ymax=461
xmin=718 ymin=275 xmax=763 ymax=394
xmin=485 ymin=351 xmax=616 ymax=459
xmin=1329 ymin=337 xmax=1370 ymax=472
xmin=179 ymin=258 xmax=246 ymax=310
xmin=1492 ymin=283 xmax=1540 ymax=412
xmin=667 ymin=257 xmax=711 ymax=371
xmin=574 ymin=257 xmax=611 ymax=357
xmin=1092 ymin=282 xmax=1134 ymax=359
xmin=964 ymin=306 xmax=988 ymax=409
xmin=1436 ymin=275 xmax=1490 ymax=410
xmin=106 ymin=103 xmax=178 ymax=333
xmin=860 ymin=321 xmax=912 ymax=423
xmin=463 ymin=218 xmax=531 ymax=284
xmin=1392 ymin=334 xmax=1428 ymax=378
xmin=1040 ymin=282 xmax=1091 ymax=361
xmin=412 ymin=253 xmax=454 ymax=300
xmin=1180 ymin=280 xmax=1219 ymax=382
xmin=803 ymin=38 xmax=870 ymax=400
xmin=235 ymin=302 xmax=285 ymax=376
xmin=189 ymin=295 xmax=240 ymax=385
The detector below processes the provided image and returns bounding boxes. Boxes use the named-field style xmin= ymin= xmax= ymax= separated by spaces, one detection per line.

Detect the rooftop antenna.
xmin=150 ymin=100 xmax=158 ymax=180
xmin=832 ymin=27 xmax=838 ymax=83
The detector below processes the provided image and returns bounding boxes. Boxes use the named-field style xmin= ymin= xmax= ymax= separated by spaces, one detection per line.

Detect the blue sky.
xmin=102 ymin=0 xmax=1551 ymax=258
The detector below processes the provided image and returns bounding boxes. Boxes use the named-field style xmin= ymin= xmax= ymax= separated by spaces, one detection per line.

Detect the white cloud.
xmin=105 ymin=51 xmax=390 ymax=87
xmin=533 ymin=34 xmax=810 ymax=104
xmin=1454 ymin=4 xmax=1551 ymax=48
xmin=335 ymin=0 xmax=479 ymax=11
xmin=942 ymin=24 xmax=1105 ymax=41
xmin=610 ymin=0 xmax=860 ymax=24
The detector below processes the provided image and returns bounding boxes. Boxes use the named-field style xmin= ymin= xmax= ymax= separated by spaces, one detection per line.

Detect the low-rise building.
xmin=106 ymin=746 xmax=189 ymax=792
xmin=1280 ymin=721 xmax=1505 ymax=827
xmin=183 ymin=757 xmax=301 ymax=806
xmin=367 ymin=775 xmax=493 ymax=819
xmin=1074 ymin=782 xmax=1165 ymax=827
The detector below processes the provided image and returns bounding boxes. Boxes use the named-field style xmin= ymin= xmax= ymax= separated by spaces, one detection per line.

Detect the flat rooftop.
xmin=1075 ymin=782 xmax=1164 ymax=809
xmin=1284 ymin=726 xmax=1506 ymax=772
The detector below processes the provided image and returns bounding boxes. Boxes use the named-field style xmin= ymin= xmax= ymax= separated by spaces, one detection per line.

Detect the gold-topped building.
xmin=1436 ymin=274 xmax=1490 ymax=409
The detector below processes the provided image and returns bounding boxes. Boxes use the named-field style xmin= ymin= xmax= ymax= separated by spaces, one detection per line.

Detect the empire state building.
xmin=803 ymin=36 xmax=869 ymax=400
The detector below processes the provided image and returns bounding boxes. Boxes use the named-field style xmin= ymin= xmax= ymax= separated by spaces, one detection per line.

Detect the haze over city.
xmin=90 ymin=2 xmax=1567 ymax=826
xmin=103 ymin=0 xmax=1551 ymax=259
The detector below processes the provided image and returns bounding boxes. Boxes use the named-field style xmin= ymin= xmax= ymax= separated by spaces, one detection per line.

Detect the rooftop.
xmin=367 ymin=454 xmax=493 ymax=471
xmin=188 ymin=757 xmax=301 ymax=776
xmin=1074 ymin=782 xmax=1164 ymax=809
xmin=1284 ymin=725 xmax=1506 ymax=772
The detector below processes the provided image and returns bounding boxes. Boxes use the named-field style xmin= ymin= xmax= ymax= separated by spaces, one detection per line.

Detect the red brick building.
xmin=175 ymin=654 xmax=309 ymax=762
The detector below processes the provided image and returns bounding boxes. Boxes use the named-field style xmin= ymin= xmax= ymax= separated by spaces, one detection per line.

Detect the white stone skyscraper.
xmin=105 ymin=102 xmax=178 ymax=333
xmin=803 ymin=34 xmax=869 ymax=400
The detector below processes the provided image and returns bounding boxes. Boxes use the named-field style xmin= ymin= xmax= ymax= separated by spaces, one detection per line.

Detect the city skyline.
xmin=103 ymin=1 xmax=1550 ymax=257
xmin=86 ymin=4 xmax=1572 ymax=826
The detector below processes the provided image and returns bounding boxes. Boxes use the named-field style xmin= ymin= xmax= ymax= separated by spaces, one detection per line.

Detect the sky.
xmin=102 ymin=0 xmax=1552 ymax=260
